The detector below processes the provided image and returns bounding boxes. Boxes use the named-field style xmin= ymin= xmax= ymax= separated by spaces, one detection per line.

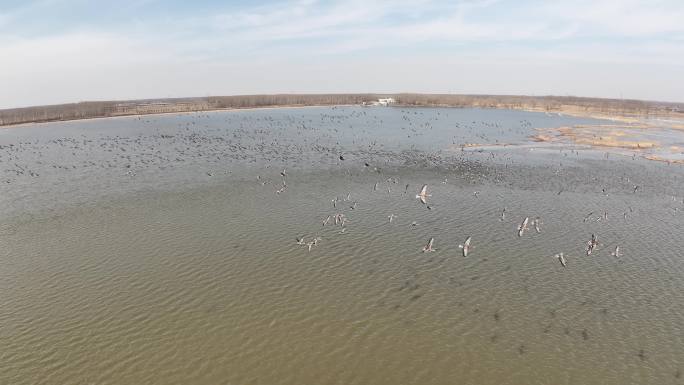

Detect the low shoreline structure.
xmin=1 ymin=93 xmax=682 ymax=127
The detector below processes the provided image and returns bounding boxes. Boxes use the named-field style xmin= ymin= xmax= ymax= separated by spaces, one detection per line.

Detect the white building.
xmin=363 ymin=98 xmax=396 ymax=107
xmin=377 ymin=98 xmax=396 ymax=106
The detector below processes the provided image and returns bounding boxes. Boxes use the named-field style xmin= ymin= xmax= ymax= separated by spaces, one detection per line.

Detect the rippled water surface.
xmin=1 ymin=107 xmax=683 ymax=384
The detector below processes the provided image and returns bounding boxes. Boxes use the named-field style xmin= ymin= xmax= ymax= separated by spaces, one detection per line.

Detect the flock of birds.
xmin=293 ymin=179 xmax=629 ymax=270
xmin=2 ymin=106 xmax=683 ymax=377
xmin=3 ymin=107 xmax=682 ymax=278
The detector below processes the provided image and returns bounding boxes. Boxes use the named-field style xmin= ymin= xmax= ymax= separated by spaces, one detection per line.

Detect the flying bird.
xmin=611 ymin=246 xmax=621 ymax=258
xmin=518 ymin=217 xmax=529 ymax=237
xmin=533 ymin=217 xmax=542 ymax=233
xmin=416 ymin=184 xmax=431 ymax=204
xmin=586 ymin=234 xmax=599 ymax=255
xmin=458 ymin=236 xmax=472 ymax=257
xmin=555 ymin=253 xmax=567 ymax=267
xmin=422 ymin=237 xmax=436 ymax=252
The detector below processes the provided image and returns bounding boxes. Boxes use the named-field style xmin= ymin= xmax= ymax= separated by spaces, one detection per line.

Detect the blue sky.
xmin=1 ymin=0 xmax=683 ymax=108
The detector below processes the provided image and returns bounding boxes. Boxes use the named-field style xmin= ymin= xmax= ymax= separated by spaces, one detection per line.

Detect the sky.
xmin=0 ymin=0 xmax=683 ymax=108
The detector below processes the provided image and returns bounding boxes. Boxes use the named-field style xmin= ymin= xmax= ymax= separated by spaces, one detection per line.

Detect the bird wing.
xmin=419 ymin=184 xmax=428 ymax=196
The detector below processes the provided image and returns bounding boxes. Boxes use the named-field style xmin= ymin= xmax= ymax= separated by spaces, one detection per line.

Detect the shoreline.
xmin=1 ymin=93 xmax=681 ymax=128
xmin=0 ymin=104 xmax=353 ymax=129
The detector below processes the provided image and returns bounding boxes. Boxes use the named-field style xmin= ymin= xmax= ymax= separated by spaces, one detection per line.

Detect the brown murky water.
xmin=1 ymin=107 xmax=683 ymax=384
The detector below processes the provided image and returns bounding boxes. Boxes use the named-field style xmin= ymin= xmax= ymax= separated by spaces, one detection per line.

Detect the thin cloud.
xmin=0 ymin=0 xmax=682 ymax=107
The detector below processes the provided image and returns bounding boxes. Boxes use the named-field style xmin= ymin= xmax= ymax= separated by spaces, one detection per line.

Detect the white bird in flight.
xmin=458 ymin=236 xmax=472 ymax=257
xmin=586 ymin=234 xmax=599 ymax=255
xmin=306 ymin=237 xmax=322 ymax=252
xmin=611 ymin=246 xmax=621 ymax=258
xmin=416 ymin=184 xmax=431 ymax=204
xmin=533 ymin=217 xmax=542 ymax=233
xmin=518 ymin=217 xmax=529 ymax=237
xmin=422 ymin=237 xmax=436 ymax=252
xmin=555 ymin=252 xmax=567 ymax=267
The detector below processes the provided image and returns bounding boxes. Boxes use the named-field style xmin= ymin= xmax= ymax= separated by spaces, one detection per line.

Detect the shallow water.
xmin=1 ymin=107 xmax=684 ymax=384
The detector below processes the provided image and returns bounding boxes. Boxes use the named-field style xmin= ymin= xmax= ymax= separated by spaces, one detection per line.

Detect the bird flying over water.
xmin=422 ymin=237 xmax=435 ymax=252
xmin=555 ymin=252 xmax=567 ymax=267
xmin=518 ymin=217 xmax=529 ymax=237
xmin=533 ymin=217 xmax=542 ymax=233
xmin=416 ymin=184 xmax=431 ymax=204
xmin=459 ymin=236 xmax=472 ymax=257
xmin=611 ymin=246 xmax=621 ymax=258
xmin=586 ymin=234 xmax=599 ymax=255
xmin=306 ymin=236 xmax=322 ymax=252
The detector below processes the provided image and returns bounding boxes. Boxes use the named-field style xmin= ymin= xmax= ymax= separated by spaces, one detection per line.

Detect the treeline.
xmin=392 ymin=94 xmax=682 ymax=116
xmin=0 ymin=94 xmax=381 ymax=126
xmin=206 ymin=94 xmax=379 ymax=109
xmin=1 ymin=93 xmax=681 ymax=126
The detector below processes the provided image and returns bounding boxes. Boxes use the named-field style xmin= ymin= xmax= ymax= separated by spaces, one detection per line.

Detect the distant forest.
xmin=1 ymin=94 xmax=681 ymax=126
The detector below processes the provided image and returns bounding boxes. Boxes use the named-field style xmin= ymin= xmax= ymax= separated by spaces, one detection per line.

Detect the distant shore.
xmin=1 ymin=104 xmax=347 ymax=129
xmin=1 ymin=93 xmax=682 ymax=127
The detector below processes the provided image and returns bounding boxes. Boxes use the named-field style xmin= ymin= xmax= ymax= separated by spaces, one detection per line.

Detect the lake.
xmin=1 ymin=106 xmax=683 ymax=384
